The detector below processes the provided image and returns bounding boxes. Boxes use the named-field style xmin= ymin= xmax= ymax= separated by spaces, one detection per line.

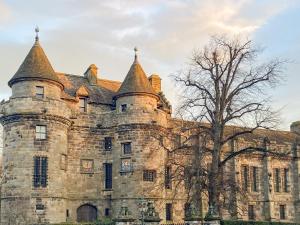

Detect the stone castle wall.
xmin=0 ymin=78 xmax=300 ymax=225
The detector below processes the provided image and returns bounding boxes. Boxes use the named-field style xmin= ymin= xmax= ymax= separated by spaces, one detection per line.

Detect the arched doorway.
xmin=77 ymin=204 xmax=98 ymax=222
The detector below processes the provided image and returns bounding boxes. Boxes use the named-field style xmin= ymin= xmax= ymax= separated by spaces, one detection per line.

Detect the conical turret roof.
xmin=115 ymin=52 xmax=157 ymax=99
xmin=8 ymin=39 xmax=63 ymax=88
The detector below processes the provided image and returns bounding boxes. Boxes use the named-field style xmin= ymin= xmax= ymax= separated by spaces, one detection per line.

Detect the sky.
xmin=0 ymin=0 xmax=300 ymax=130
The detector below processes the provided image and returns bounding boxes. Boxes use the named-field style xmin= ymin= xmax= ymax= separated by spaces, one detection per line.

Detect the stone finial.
xmin=148 ymin=74 xmax=161 ymax=93
xmin=84 ymin=64 xmax=98 ymax=85
xmin=35 ymin=26 xmax=39 ymax=42
xmin=134 ymin=47 xmax=138 ymax=62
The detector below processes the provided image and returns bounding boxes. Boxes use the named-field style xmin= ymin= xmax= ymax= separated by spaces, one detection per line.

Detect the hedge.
xmin=221 ymin=220 xmax=300 ymax=225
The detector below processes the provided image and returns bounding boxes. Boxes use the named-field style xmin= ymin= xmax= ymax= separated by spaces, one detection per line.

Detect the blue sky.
xmin=0 ymin=0 xmax=299 ymax=130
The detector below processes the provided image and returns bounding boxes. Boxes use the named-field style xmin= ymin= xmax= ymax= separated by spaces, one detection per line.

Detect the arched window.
xmin=77 ymin=204 xmax=97 ymax=222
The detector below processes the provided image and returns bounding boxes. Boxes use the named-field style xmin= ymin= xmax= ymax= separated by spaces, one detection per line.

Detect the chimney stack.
xmin=84 ymin=64 xmax=98 ymax=85
xmin=148 ymin=74 xmax=161 ymax=93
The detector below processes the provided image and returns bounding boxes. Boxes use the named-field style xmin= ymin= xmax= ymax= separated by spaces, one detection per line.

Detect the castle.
xmin=0 ymin=33 xmax=300 ymax=225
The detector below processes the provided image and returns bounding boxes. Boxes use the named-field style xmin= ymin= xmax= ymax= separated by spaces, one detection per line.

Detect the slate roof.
xmin=8 ymin=40 xmax=63 ymax=87
xmin=56 ymin=73 xmax=121 ymax=105
xmin=115 ymin=58 xmax=157 ymax=98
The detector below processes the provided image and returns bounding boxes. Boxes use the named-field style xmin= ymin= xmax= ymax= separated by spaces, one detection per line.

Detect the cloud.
xmin=0 ymin=0 xmax=298 ymax=130
xmin=0 ymin=1 xmax=11 ymax=26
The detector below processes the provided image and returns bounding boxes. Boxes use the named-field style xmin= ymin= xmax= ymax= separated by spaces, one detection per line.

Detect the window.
xmin=251 ymin=166 xmax=259 ymax=192
xmin=143 ymin=170 xmax=156 ymax=182
xmin=66 ymin=209 xmax=70 ymax=218
xmin=79 ymin=97 xmax=87 ymax=112
xmin=33 ymin=156 xmax=48 ymax=188
xmin=165 ymin=166 xmax=172 ymax=189
xmin=36 ymin=204 xmax=45 ymax=210
xmin=36 ymin=86 xmax=44 ymax=99
xmin=104 ymin=137 xmax=112 ymax=151
xmin=274 ymin=168 xmax=281 ymax=192
xmin=121 ymin=104 xmax=127 ymax=112
xmin=120 ymin=158 xmax=132 ymax=173
xmin=241 ymin=165 xmax=249 ymax=192
xmin=36 ymin=125 xmax=46 ymax=140
xmin=80 ymin=159 xmax=94 ymax=173
xmin=280 ymin=205 xmax=286 ymax=220
xmin=248 ymin=205 xmax=255 ymax=220
xmin=184 ymin=203 xmax=191 ymax=218
xmin=105 ymin=208 xmax=110 ymax=216
xmin=166 ymin=203 xmax=173 ymax=221
xmin=122 ymin=142 xmax=132 ymax=154
xmin=184 ymin=166 xmax=192 ymax=189
xmin=104 ymin=163 xmax=112 ymax=189
xmin=283 ymin=168 xmax=289 ymax=192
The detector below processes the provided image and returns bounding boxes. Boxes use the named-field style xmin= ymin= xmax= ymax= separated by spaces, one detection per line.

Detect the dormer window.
xmin=121 ymin=104 xmax=127 ymax=112
xmin=36 ymin=86 xmax=44 ymax=99
xmin=79 ymin=97 xmax=87 ymax=112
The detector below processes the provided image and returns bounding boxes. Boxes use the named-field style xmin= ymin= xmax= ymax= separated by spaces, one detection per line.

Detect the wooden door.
xmin=77 ymin=204 xmax=97 ymax=222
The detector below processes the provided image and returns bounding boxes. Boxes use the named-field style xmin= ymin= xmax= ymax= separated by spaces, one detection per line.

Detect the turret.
xmin=114 ymin=48 xmax=159 ymax=113
xmin=0 ymin=29 xmax=70 ymax=225
xmin=8 ymin=28 xmax=63 ymax=100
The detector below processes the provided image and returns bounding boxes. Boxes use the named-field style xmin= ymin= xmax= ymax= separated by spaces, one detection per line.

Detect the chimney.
xmin=84 ymin=64 xmax=98 ymax=85
xmin=290 ymin=121 xmax=300 ymax=134
xmin=148 ymin=74 xmax=161 ymax=93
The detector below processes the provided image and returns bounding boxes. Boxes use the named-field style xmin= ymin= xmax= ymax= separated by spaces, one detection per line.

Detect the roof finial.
xmin=134 ymin=46 xmax=138 ymax=62
xmin=35 ymin=26 xmax=39 ymax=42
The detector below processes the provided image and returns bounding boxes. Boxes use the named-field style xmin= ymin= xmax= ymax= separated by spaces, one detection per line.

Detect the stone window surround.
xmin=143 ymin=169 xmax=157 ymax=182
xmin=35 ymin=86 xmax=44 ymax=99
xmin=120 ymin=104 xmax=127 ymax=112
xmin=121 ymin=142 xmax=132 ymax=155
xmin=79 ymin=97 xmax=88 ymax=113
xmin=33 ymin=155 xmax=48 ymax=188
xmin=279 ymin=204 xmax=286 ymax=220
xmin=120 ymin=157 xmax=133 ymax=174
xmin=35 ymin=125 xmax=47 ymax=140
xmin=273 ymin=167 xmax=290 ymax=193
xmin=104 ymin=137 xmax=113 ymax=151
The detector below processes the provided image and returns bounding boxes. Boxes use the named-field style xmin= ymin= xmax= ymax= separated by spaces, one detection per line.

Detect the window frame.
xmin=120 ymin=158 xmax=133 ymax=174
xmin=165 ymin=166 xmax=172 ymax=189
xmin=251 ymin=166 xmax=259 ymax=192
xmin=79 ymin=97 xmax=87 ymax=113
xmin=283 ymin=168 xmax=289 ymax=192
xmin=121 ymin=104 xmax=127 ymax=112
xmin=274 ymin=168 xmax=281 ymax=192
xmin=33 ymin=156 xmax=48 ymax=188
xmin=104 ymin=163 xmax=113 ymax=189
xmin=36 ymin=86 xmax=44 ymax=99
xmin=35 ymin=125 xmax=47 ymax=140
xmin=279 ymin=205 xmax=286 ymax=220
xmin=143 ymin=170 xmax=156 ymax=182
xmin=104 ymin=137 xmax=112 ymax=151
xmin=166 ymin=203 xmax=173 ymax=221
xmin=248 ymin=205 xmax=255 ymax=220
xmin=122 ymin=142 xmax=132 ymax=155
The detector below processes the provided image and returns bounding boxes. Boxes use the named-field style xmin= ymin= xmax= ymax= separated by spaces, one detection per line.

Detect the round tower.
xmin=0 ymin=30 xmax=71 ymax=225
xmin=111 ymin=49 xmax=169 ymax=221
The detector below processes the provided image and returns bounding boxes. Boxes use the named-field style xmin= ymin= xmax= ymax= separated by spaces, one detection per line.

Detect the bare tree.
xmin=173 ymin=36 xmax=286 ymax=218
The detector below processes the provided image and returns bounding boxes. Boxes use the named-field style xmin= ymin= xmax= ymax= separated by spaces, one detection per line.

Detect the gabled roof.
xmin=57 ymin=73 xmax=121 ymax=105
xmin=115 ymin=57 xmax=157 ymax=98
xmin=8 ymin=40 xmax=63 ymax=87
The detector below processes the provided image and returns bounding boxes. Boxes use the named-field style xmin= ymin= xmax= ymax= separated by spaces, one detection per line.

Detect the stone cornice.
xmin=0 ymin=113 xmax=72 ymax=126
